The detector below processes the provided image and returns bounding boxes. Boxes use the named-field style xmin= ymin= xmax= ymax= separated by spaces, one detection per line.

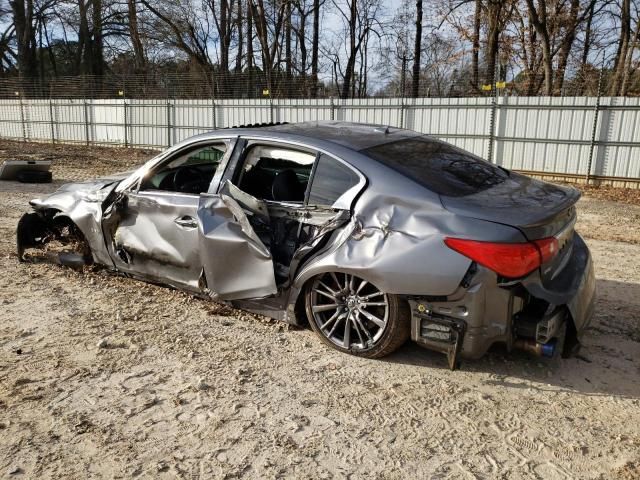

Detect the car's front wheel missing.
xmin=305 ymin=272 xmax=410 ymax=358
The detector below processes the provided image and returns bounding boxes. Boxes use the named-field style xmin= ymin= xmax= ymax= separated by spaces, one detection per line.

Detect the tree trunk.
xmin=92 ymin=0 xmax=104 ymax=76
xmin=525 ymin=0 xmax=553 ymax=95
xmin=247 ymin=0 xmax=254 ymax=94
xmin=483 ymin=0 xmax=503 ymax=87
xmin=285 ymin=0 xmax=292 ymax=96
xmin=581 ymin=2 xmax=594 ymax=68
xmin=411 ymin=0 xmax=422 ymax=97
xmin=471 ymin=0 xmax=481 ymax=89
xmin=11 ymin=0 xmax=38 ymax=78
xmin=220 ymin=0 xmax=229 ymax=72
xmin=341 ymin=0 xmax=357 ymax=99
xmin=236 ymin=0 xmax=243 ymax=72
xmin=311 ymin=0 xmax=320 ymax=97
xmin=252 ymin=0 xmax=275 ymax=94
xmin=484 ymin=1 xmax=499 ymax=87
xmin=553 ymin=0 xmax=579 ymax=94
xmin=609 ymin=0 xmax=631 ymax=95
xmin=127 ymin=0 xmax=146 ymax=73
xmin=540 ymin=31 xmax=553 ymax=95
xmin=77 ymin=0 xmax=91 ymax=75
xmin=620 ymin=16 xmax=640 ymax=96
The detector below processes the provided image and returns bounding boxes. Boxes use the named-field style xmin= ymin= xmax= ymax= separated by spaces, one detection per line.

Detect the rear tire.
xmin=305 ymin=272 xmax=410 ymax=358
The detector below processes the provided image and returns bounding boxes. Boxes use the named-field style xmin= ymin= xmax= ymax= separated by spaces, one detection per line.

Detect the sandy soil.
xmin=1 ymin=141 xmax=639 ymax=479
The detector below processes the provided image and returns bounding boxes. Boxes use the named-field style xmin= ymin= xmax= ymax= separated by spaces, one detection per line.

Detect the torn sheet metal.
xmin=292 ymin=193 xmax=475 ymax=297
xmin=198 ymin=193 xmax=277 ymax=300
xmin=24 ymin=178 xmax=120 ymax=266
xmin=17 ymin=211 xmax=93 ymax=267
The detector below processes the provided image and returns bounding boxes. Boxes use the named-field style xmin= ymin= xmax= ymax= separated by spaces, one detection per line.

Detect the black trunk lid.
xmin=441 ymin=172 xmax=580 ymax=283
xmin=440 ymin=171 xmax=580 ymax=241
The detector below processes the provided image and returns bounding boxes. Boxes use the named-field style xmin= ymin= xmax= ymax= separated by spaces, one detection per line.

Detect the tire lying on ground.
xmin=16 ymin=170 xmax=53 ymax=183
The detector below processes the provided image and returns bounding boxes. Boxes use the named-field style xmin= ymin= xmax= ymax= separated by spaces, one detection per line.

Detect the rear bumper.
xmin=521 ymin=233 xmax=596 ymax=338
xmin=409 ymin=232 xmax=596 ymax=366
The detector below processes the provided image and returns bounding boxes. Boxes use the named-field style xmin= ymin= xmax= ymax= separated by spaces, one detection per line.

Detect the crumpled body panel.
xmin=27 ymin=180 xmax=118 ymax=266
xmin=104 ymin=192 xmax=202 ymax=289
xmin=294 ymin=194 xmax=474 ymax=297
xmin=198 ymin=194 xmax=277 ymax=300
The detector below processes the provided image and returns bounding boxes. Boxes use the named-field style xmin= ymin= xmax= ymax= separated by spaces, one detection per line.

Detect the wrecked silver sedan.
xmin=17 ymin=122 xmax=595 ymax=369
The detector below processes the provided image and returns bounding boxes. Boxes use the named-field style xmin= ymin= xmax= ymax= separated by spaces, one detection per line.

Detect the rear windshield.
xmin=362 ymin=138 xmax=508 ymax=197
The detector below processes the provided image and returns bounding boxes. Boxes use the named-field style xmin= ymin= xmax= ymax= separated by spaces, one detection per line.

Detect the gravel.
xmin=1 ymin=140 xmax=639 ymax=479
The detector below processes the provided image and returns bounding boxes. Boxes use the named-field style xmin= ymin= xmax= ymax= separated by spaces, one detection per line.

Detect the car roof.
xmin=260 ymin=121 xmax=421 ymax=150
xmin=185 ymin=121 xmax=422 ymax=152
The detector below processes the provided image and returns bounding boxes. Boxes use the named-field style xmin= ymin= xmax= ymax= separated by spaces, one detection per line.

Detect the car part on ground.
xmin=15 ymin=121 xmax=596 ymax=370
xmin=0 ymin=159 xmax=52 ymax=182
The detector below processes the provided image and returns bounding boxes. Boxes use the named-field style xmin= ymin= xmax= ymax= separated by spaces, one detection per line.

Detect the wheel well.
xmin=17 ymin=210 xmax=92 ymax=264
xmin=292 ymin=277 xmax=314 ymax=326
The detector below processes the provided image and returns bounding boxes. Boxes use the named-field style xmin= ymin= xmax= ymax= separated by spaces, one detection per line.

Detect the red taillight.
xmin=444 ymin=237 xmax=558 ymax=279
xmin=533 ymin=237 xmax=559 ymax=264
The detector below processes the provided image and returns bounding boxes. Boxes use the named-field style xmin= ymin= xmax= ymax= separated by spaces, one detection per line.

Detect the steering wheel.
xmin=172 ymin=166 xmax=203 ymax=193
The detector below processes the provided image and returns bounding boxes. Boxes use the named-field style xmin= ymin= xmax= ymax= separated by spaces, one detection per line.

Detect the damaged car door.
xmin=198 ymin=141 xmax=363 ymax=300
xmin=103 ymin=142 xmax=230 ymax=290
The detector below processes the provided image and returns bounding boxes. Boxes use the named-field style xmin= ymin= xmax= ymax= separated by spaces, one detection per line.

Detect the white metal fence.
xmin=0 ymin=96 xmax=639 ymax=184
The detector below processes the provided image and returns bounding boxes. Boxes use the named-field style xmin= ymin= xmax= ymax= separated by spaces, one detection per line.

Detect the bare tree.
xmin=311 ymin=0 xmax=321 ymax=95
xmin=412 ymin=0 xmax=423 ymax=96
xmin=10 ymin=0 xmax=38 ymax=77
xmin=332 ymin=0 xmax=383 ymax=98
xmin=610 ymin=0 xmax=632 ymax=94
xmin=127 ymin=0 xmax=145 ymax=72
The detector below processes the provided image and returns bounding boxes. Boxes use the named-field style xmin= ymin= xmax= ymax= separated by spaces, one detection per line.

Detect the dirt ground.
xmin=1 ymin=140 xmax=639 ymax=479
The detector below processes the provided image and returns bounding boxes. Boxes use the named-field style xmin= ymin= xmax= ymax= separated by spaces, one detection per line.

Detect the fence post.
xmin=485 ymin=62 xmax=501 ymax=163
xmin=83 ymin=99 xmax=90 ymax=145
xmin=399 ymin=52 xmax=407 ymax=129
xmin=486 ymin=98 xmax=497 ymax=163
xmin=123 ymin=98 xmax=129 ymax=147
xmin=269 ymin=95 xmax=274 ymax=124
xmin=48 ymin=95 xmax=56 ymax=144
xmin=212 ymin=99 xmax=217 ymax=130
xmin=18 ymin=92 xmax=26 ymax=142
xmin=585 ymin=63 xmax=605 ymax=184
xmin=211 ymin=72 xmax=217 ymax=130
xmin=166 ymin=98 xmax=172 ymax=147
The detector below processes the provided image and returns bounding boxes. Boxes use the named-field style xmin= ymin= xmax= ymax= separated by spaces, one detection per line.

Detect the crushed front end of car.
xmin=16 ymin=176 xmax=125 ymax=266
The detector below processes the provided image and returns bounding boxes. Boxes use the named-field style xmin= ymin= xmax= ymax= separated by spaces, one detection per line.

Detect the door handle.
xmin=174 ymin=216 xmax=198 ymax=229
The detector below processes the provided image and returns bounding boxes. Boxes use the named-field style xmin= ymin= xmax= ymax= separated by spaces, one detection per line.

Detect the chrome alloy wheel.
xmin=309 ymin=272 xmax=390 ymax=350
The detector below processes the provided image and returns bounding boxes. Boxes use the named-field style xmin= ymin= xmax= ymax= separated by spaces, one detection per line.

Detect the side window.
xmin=308 ymin=154 xmax=361 ymax=206
xmin=140 ymin=143 xmax=227 ymax=194
xmin=237 ymin=145 xmax=316 ymax=202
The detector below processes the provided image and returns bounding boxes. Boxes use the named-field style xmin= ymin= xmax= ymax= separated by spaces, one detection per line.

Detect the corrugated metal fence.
xmin=0 ymin=96 xmax=638 ymax=185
